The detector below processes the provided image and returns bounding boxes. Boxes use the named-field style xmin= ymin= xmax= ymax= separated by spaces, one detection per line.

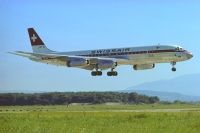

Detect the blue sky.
xmin=0 ymin=0 xmax=200 ymax=93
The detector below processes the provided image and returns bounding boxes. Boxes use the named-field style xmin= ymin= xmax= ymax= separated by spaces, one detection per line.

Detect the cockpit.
xmin=173 ymin=45 xmax=193 ymax=59
xmin=175 ymin=46 xmax=183 ymax=51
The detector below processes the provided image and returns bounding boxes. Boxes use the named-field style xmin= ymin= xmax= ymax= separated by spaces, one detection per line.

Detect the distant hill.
xmin=123 ymin=90 xmax=200 ymax=102
xmin=123 ymin=73 xmax=200 ymax=101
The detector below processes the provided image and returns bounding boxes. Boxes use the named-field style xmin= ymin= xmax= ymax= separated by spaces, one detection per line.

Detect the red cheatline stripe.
xmin=77 ymin=49 xmax=184 ymax=57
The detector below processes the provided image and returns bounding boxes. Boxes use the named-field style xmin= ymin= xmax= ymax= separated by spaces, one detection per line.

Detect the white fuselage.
xmin=44 ymin=45 xmax=192 ymax=67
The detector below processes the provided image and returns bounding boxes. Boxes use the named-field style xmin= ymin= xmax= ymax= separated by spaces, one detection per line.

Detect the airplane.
xmin=10 ymin=28 xmax=193 ymax=76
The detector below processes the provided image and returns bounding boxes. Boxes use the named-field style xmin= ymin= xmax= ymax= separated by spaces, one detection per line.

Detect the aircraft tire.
xmin=97 ymin=71 xmax=102 ymax=76
xmin=172 ymin=67 xmax=176 ymax=72
xmin=107 ymin=71 xmax=118 ymax=76
xmin=91 ymin=71 xmax=97 ymax=76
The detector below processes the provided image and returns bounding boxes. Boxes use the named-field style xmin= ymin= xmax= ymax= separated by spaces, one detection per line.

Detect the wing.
xmin=9 ymin=51 xmax=129 ymax=70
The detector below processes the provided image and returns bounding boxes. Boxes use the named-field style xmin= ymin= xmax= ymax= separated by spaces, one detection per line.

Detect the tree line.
xmin=0 ymin=92 xmax=159 ymax=106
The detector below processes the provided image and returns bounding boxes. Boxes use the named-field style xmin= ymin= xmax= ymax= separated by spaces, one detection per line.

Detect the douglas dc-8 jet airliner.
xmin=10 ymin=28 xmax=193 ymax=76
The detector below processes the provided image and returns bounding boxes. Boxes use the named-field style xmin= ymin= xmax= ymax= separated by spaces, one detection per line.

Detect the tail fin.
xmin=28 ymin=28 xmax=53 ymax=53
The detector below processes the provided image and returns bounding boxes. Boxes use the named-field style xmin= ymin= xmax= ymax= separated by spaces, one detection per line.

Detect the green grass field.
xmin=0 ymin=104 xmax=200 ymax=133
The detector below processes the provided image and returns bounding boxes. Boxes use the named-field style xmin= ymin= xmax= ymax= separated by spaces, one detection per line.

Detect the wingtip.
xmin=7 ymin=51 xmax=16 ymax=54
xmin=7 ymin=51 xmax=24 ymax=55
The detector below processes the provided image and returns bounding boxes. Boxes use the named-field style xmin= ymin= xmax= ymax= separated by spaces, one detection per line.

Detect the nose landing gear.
xmin=171 ymin=62 xmax=176 ymax=72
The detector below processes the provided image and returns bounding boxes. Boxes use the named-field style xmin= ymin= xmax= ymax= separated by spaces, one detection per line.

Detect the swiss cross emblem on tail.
xmin=31 ymin=34 xmax=37 ymax=42
xmin=28 ymin=28 xmax=45 ymax=46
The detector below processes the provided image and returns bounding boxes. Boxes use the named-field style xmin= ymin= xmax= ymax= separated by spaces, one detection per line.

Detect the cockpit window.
xmin=156 ymin=46 xmax=160 ymax=49
xmin=176 ymin=47 xmax=183 ymax=51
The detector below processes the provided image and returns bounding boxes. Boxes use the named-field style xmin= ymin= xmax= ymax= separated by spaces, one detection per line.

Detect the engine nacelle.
xmin=98 ymin=59 xmax=117 ymax=69
xmin=67 ymin=57 xmax=89 ymax=67
xmin=133 ymin=64 xmax=155 ymax=70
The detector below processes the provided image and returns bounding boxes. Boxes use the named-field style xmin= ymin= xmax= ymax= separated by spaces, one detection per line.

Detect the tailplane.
xmin=28 ymin=28 xmax=53 ymax=53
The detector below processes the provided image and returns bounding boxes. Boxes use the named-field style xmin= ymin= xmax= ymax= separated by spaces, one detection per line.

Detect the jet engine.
xmin=67 ymin=57 xmax=89 ymax=67
xmin=133 ymin=64 xmax=155 ymax=70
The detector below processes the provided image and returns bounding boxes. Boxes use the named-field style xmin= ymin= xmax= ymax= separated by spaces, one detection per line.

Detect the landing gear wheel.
xmin=107 ymin=72 xmax=112 ymax=76
xmin=113 ymin=71 xmax=118 ymax=76
xmin=91 ymin=71 xmax=102 ymax=76
xmin=172 ymin=67 xmax=176 ymax=72
xmin=96 ymin=71 xmax=102 ymax=76
xmin=107 ymin=71 xmax=118 ymax=76
xmin=91 ymin=71 xmax=97 ymax=76
xmin=107 ymin=67 xmax=118 ymax=76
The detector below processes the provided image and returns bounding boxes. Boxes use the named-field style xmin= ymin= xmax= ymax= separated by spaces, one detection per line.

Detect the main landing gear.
xmin=91 ymin=70 xmax=118 ymax=76
xmin=107 ymin=68 xmax=118 ymax=76
xmin=171 ymin=61 xmax=176 ymax=72
xmin=91 ymin=66 xmax=118 ymax=76
xmin=91 ymin=71 xmax=102 ymax=76
xmin=91 ymin=64 xmax=102 ymax=76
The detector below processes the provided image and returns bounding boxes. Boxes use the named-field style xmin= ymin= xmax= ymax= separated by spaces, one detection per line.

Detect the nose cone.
xmin=187 ymin=52 xmax=193 ymax=59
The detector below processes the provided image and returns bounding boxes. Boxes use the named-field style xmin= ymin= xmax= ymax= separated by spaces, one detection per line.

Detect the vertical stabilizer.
xmin=28 ymin=28 xmax=52 ymax=53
